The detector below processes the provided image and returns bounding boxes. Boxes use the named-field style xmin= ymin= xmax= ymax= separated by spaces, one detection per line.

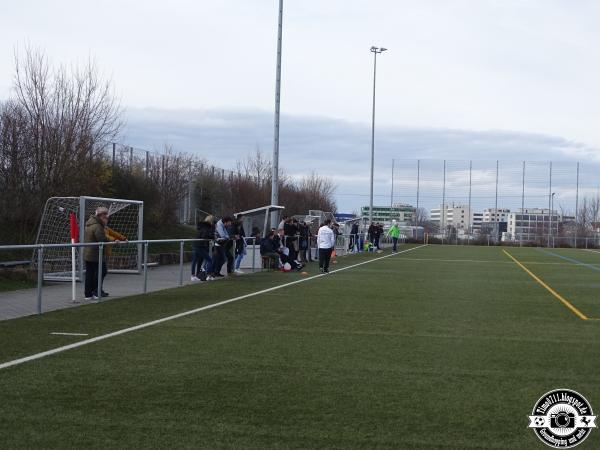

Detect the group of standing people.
xmin=260 ymin=217 xmax=338 ymax=273
xmin=191 ymin=215 xmax=247 ymax=282
xmin=192 ymin=213 xmax=344 ymax=280
xmin=81 ymin=208 xmax=403 ymax=301
xmin=279 ymin=216 xmax=314 ymax=263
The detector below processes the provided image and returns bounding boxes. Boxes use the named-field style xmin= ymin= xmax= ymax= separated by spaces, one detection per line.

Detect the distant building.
xmin=507 ymin=208 xmax=559 ymax=241
xmin=483 ymin=208 xmax=510 ymax=223
xmin=472 ymin=212 xmax=483 ymax=232
xmin=360 ymin=204 xmax=415 ymax=225
xmin=430 ymin=203 xmax=479 ymax=231
xmin=481 ymin=208 xmax=510 ymax=241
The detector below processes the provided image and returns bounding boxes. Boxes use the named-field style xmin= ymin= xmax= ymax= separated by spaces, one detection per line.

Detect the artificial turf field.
xmin=2 ymin=244 xmax=600 ymax=449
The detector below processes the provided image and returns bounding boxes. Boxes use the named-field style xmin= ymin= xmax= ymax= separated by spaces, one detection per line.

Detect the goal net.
xmin=35 ymin=196 xmax=143 ymax=281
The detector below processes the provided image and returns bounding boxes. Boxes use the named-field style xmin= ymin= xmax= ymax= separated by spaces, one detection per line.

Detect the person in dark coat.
xmin=373 ymin=223 xmax=383 ymax=250
xmin=213 ymin=216 xmax=233 ymax=277
xmin=284 ymin=218 xmax=299 ymax=263
xmin=298 ymin=221 xmax=311 ymax=262
xmin=349 ymin=222 xmax=359 ymax=252
xmin=191 ymin=215 xmax=215 ymax=282
xmin=233 ymin=215 xmax=247 ymax=274
xmin=260 ymin=230 xmax=280 ymax=268
xmin=368 ymin=222 xmax=376 ymax=245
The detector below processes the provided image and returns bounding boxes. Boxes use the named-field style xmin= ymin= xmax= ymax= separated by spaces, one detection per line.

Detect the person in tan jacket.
xmin=83 ymin=207 xmax=109 ymax=300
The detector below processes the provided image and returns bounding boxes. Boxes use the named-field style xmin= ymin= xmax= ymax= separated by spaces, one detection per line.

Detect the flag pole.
xmin=69 ymin=212 xmax=79 ymax=302
xmin=71 ymin=238 xmax=76 ymax=302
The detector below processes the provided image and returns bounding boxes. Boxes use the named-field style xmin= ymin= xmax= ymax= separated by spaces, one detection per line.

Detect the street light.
xmin=368 ymin=46 xmax=387 ymax=225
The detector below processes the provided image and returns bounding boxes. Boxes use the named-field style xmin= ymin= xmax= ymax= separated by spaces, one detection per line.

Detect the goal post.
xmin=35 ymin=196 xmax=143 ymax=281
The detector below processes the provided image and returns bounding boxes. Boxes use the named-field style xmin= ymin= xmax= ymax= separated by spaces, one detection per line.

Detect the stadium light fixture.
xmin=368 ymin=45 xmax=388 ymax=225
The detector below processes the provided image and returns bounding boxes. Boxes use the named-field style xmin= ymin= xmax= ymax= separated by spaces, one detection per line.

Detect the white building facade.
xmin=507 ymin=208 xmax=559 ymax=241
xmin=483 ymin=208 xmax=511 ymax=223
xmin=430 ymin=203 xmax=480 ymax=232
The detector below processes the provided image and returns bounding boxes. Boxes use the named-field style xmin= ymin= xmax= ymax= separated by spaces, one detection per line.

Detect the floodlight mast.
xmin=271 ymin=0 xmax=284 ymax=228
xmin=369 ymin=46 xmax=387 ymax=225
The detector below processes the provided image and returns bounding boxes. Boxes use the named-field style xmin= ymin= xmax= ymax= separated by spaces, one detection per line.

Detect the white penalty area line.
xmin=0 ymin=244 xmax=428 ymax=371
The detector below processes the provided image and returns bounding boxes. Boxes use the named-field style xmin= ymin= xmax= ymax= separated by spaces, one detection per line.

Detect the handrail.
xmin=0 ymin=237 xmax=258 ymax=251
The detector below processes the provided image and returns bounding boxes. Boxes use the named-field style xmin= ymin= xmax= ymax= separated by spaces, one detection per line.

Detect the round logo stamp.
xmin=528 ymin=389 xmax=596 ymax=448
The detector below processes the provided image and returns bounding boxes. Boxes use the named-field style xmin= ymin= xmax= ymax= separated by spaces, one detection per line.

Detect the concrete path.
xmin=0 ymin=263 xmax=217 ymax=321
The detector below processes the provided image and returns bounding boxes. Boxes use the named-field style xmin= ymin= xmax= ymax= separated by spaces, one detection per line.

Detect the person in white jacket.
xmin=317 ymin=219 xmax=336 ymax=273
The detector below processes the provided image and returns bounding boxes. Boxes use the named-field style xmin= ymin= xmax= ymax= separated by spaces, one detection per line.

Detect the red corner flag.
xmin=69 ymin=212 xmax=79 ymax=243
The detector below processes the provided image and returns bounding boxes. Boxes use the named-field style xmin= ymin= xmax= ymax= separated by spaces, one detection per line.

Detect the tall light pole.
xmin=271 ymin=0 xmax=283 ymax=227
xmin=548 ymin=192 xmax=555 ymax=247
xmin=369 ymin=46 xmax=387 ymax=225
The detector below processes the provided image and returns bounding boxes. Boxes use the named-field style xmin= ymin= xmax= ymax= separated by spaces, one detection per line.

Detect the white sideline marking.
xmin=50 ymin=332 xmax=89 ymax=336
xmin=0 ymin=245 xmax=427 ymax=371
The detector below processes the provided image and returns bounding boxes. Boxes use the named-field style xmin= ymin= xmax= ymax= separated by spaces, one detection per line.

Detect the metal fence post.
xmin=252 ymin=237 xmax=256 ymax=273
xmin=137 ymin=205 xmax=144 ymax=273
xmin=416 ymin=159 xmax=420 ymax=223
xmin=495 ymin=160 xmax=499 ymax=243
xmin=468 ymin=160 xmax=472 ymax=244
xmin=548 ymin=161 xmax=552 ymax=248
xmin=441 ymin=159 xmax=446 ymax=243
xmin=520 ymin=161 xmax=525 ymax=247
xmin=143 ymin=242 xmax=149 ymax=293
xmin=390 ymin=158 xmax=395 ymax=210
xmin=37 ymin=246 xmax=44 ymax=315
xmin=575 ymin=162 xmax=579 ymax=247
xmin=97 ymin=243 xmax=104 ymax=298
xmin=179 ymin=240 xmax=184 ymax=286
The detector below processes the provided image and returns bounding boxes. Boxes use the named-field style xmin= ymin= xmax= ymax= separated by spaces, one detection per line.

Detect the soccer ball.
xmin=282 ymin=262 xmax=292 ymax=272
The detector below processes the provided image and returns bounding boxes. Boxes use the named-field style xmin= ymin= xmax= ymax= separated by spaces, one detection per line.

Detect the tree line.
xmin=0 ymin=48 xmax=336 ymax=244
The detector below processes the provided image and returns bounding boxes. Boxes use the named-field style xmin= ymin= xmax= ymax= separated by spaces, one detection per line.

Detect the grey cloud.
xmin=123 ymin=108 xmax=598 ymax=213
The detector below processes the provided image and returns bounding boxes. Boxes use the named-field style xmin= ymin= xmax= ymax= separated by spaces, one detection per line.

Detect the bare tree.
xmin=0 ymin=46 xmax=123 ymax=242
xmin=239 ymin=147 xmax=272 ymax=189
xmin=413 ymin=207 xmax=429 ymax=225
xmin=589 ymin=193 xmax=600 ymax=225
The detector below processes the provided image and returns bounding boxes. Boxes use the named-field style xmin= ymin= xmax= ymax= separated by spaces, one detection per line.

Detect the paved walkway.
xmin=0 ymin=263 xmax=208 ymax=321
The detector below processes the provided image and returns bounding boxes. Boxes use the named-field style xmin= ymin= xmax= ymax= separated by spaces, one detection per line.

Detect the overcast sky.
xmin=1 ymin=0 xmax=599 ymax=212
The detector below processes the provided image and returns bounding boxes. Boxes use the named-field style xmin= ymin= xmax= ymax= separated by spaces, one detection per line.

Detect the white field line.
xmin=0 ymin=245 xmax=427 ymax=371
xmin=50 ymin=332 xmax=89 ymax=336
xmin=394 ymin=257 xmax=577 ymax=266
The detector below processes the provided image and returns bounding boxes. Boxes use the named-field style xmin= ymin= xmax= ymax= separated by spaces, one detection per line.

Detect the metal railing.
xmin=0 ymin=237 xmax=262 ymax=315
xmin=1 ymin=234 xmax=372 ymax=316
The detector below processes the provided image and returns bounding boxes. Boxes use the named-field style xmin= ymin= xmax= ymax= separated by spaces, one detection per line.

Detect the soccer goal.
xmin=35 ymin=196 xmax=143 ymax=281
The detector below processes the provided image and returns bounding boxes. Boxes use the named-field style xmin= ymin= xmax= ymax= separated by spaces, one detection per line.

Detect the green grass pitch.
xmin=2 ymin=244 xmax=600 ymax=448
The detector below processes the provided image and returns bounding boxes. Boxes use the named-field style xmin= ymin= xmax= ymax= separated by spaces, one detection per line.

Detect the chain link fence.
xmin=387 ymin=159 xmax=600 ymax=246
